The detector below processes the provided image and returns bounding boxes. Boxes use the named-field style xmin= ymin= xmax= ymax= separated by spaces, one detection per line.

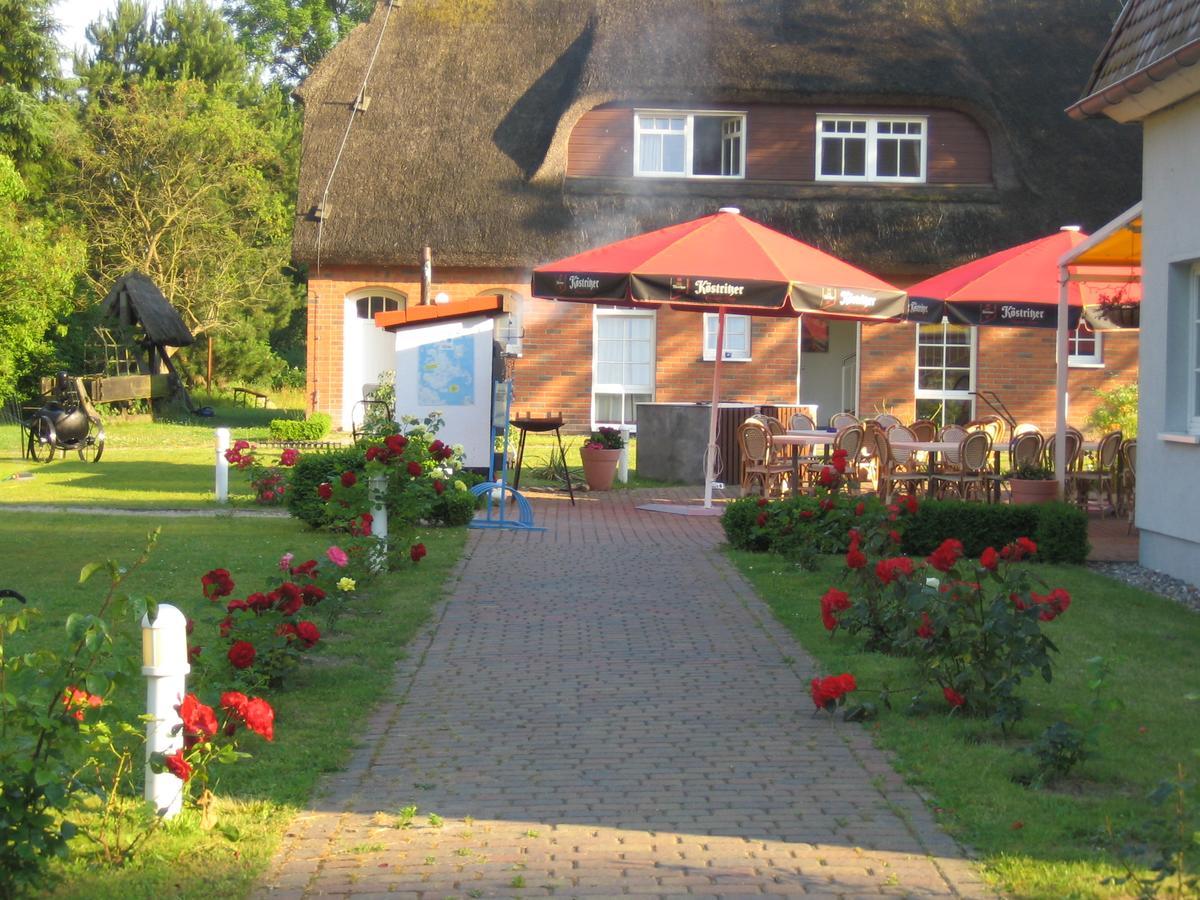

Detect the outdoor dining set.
xmin=737 ymin=412 xmax=1134 ymax=516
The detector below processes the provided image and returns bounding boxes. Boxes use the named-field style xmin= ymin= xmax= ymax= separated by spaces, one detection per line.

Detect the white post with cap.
xmin=214 ymin=428 xmax=230 ymax=503
xmin=142 ymin=604 xmax=190 ymax=818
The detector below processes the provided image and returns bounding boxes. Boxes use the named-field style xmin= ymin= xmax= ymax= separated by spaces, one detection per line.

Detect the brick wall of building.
xmin=310 ymin=264 xmax=1138 ymax=437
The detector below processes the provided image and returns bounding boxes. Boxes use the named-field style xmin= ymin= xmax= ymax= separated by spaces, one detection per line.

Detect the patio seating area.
xmin=738 ymin=411 xmax=1134 ymax=517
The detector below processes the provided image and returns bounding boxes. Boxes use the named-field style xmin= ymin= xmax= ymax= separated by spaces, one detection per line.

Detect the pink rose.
xmin=278 ymin=552 xmax=294 ymax=572
xmin=326 ymin=545 xmax=349 ymax=567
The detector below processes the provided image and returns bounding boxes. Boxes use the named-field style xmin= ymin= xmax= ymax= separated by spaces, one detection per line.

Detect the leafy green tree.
xmin=0 ymin=0 xmax=61 ymax=166
xmin=0 ymin=154 xmax=85 ymax=404
xmin=65 ymin=79 xmax=300 ymax=384
xmin=76 ymin=0 xmax=252 ymax=97
xmin=222 ymin=0 xmax=374 ymax=85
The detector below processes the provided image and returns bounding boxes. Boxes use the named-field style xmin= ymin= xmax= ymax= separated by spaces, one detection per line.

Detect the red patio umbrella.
xmin=531 ymin=208 xmax=907 ymax=508
xmin=904 ymin=229 xmax=1140 ymax=330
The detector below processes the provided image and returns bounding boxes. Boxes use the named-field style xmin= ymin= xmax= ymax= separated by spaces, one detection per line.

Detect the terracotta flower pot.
xmin=579 ymin=446 xmax=621 ymax=491
xmin=1009 ymin=478 xmax=1058 ymax=504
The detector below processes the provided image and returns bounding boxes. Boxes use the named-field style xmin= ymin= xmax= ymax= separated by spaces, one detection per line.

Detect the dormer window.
xmin=634 ymin=111 xmax=745 ymax=178
xmin=816 ymin=115 xmax=927 ymax=183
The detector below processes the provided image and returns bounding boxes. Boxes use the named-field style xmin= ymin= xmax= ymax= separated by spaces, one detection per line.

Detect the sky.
xmin=53 ymin=0 xmax=170 ymax=68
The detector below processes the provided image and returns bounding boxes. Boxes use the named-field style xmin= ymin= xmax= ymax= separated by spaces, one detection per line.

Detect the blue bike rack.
xmin=470 ymin=380 xmax=543 ymax=532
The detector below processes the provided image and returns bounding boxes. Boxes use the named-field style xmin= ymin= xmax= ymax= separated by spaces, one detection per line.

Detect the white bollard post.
xmin=370 ymin=474 xmax=388 ymax=570
xmin=142 ymin=604 xmax=190 ymax=819
xmin=214 ymin=428 xmax=230 ymax=503
xmin=618 ymin=427 xmax=630 ymax=484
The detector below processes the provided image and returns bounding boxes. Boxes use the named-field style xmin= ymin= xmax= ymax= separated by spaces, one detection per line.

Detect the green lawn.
xmin=0 ymin=395 xmax=348 ymax=508
xmin=728 ymin=550 xmax=1200 ymax=898
xmin=0 ymin=513 xmax=467 ymax=899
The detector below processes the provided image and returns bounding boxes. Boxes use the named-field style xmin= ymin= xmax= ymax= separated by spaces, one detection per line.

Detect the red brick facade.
xmin=308 ymin=265 xmax=1137 ymax=436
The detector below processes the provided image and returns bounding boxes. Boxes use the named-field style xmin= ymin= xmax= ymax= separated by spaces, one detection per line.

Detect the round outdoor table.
xmin=771 ymin=431 xmax=837 ymax=494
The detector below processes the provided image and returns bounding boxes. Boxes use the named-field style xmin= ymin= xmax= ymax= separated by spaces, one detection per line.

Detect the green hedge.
xmin=722 ymin=494 xmax=891 ymax=557
xmin=269 ymin=413 xmax=332 ymax=442
xmin=286 ymin=446 xmax=366 ymax=528
xmin=901 ymin=499 xmax=1089 ymax=564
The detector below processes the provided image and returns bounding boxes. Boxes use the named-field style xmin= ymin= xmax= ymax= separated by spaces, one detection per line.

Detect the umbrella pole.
xmin=703 ymin=307 xmax=726 ymax=509
xmin=1055 ymin=267 xmax=1069 ymax=499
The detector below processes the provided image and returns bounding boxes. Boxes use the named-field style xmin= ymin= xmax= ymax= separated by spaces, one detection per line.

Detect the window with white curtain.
xmin=634 ymin=111 xmax=745 ymax=178
xmin=702 ymin=314 xmax=751 ymax=360
xmin=592 ymin=309 xmax=655 ymax=429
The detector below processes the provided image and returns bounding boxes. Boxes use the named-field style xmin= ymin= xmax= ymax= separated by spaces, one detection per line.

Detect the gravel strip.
xmin=1087 ymin=561 xmax=1200 ymax=613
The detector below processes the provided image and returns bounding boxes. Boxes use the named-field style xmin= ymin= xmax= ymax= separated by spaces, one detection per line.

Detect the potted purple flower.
xmin=579 ymin=427 xmax=626 ymax=491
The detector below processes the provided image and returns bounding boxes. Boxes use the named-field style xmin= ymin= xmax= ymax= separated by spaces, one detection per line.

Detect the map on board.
xmin=418 ymin=335 xmax=475 ymax=406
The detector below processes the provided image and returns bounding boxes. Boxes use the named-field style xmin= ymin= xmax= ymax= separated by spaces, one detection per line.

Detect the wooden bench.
xmin=232 ymin=387 xmax=269 ymax=408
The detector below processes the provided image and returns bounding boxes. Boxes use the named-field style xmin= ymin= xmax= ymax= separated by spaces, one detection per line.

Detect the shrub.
xmin=286 ymin=446 xmax=366 ymax=528
xmin=1087 ymin=382 xmax=1137 ymax=439
xmin=901 ymin=499 xmax=1087 ymax=563
xmin=432 ymin=484 xmax=480 ymax=526
xmin=722 ymin=493 xmax=894 ymax=556
xmin=269 ymin=413 xmax=332 ymax=442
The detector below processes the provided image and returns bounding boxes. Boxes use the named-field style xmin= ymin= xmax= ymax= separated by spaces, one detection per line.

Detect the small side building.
xmin=1070 ymin=0 xmax=1200 ymax=586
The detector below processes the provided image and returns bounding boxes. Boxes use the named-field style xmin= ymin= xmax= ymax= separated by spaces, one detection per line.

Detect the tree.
xmin=222 ymin=0 xmax=374 ymax=86
xmin=0 ymin=0 xmax=61 ymax=166
xmin=76 ymin=0 xmax=251 ymax=97
xmin=66 ymin=79 xmax=300 ymax=384
xmin=0 ymin=154 xmax=85 ymax=404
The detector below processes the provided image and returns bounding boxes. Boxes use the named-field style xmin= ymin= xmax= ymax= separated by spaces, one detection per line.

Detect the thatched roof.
xmin=294 ymin=0 xmax=1141 ymax=275
xmin=1071 ymin=0 xmax=1200 ymax=118
xmin=100 ymin=271 xmax=195 ymax=347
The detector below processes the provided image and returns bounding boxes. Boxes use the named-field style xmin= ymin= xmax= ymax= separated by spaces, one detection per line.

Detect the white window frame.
xmin=1067 ymin=323 xmax=1103 ymax=368
xmin=1190 ymin=264 xmax=1200 ymax=435
xmin=702 ymin=313 xmax=751 ymax=361
xmin=815 ymin=114 xmax=928 ymax=183
xmin=633 ymin=110 xmax=746 ymax=179
xmin=592 ymin=307 xmax=656 ymax=431
xmin=914 ymin=322 xmax=976 ymax=424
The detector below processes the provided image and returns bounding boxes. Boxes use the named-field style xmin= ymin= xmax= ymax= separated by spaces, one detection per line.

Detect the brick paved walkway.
xmin=256 ymin=488 xmax=991 ymax=899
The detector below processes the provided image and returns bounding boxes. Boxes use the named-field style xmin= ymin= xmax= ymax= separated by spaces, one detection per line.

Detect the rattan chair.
xmin=1121 ymin=438 xmax=1137 ymax=532
xmin=909 ymin=418 xmax=938 ymax=442
xmin=874 ymin=413 xmax=902 ymax=430
xmin=738 ymin=420 xmax=790 ymax=498
xmin=789 ymin=412 xmax=816 ymax=431
xmin=932 ymin=430 xmax=993 ymax=500
xmin=1044 ymin=430 xmax=1082 ymax=476
xmin=828 ymin=424 xmax=865 ymax=493
xmin=1071 ymin=430 xmax=1122 ymax=512
xmin=830 ymin=411 xmax=860 ymax=430
xmin=1013 ymin=422 xmax=1042 ymax=438
xmin=967 ymin=415 xmax=1005 ymax=445
xmin=986 ymin=430 xmax=1043 ymax=501
xmin=878 ymin=426 xmax=928 ymax=499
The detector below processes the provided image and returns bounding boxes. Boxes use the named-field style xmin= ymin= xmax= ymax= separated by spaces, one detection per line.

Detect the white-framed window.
xmin=702 ymin=313 xmax=751 ymax=361
xmin=355 ymin=294 xmax=402 ymax=319
xmin=1068 ymin=323 xmax=1103 ymax=367
xmin=593 ymin=308 xmax=655 ymax=430
xmin=816 ymin=115 xmax=927 ymax=183
xmin=634 ymin=111 xmax=745 ymax=178
xmin=914 ymin=322 xmax=975 ymax=426
xmin=1190 ymin=264 xmax=1200 ymax=435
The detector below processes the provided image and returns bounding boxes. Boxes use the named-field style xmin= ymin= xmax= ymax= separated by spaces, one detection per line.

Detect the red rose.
xmin=228 ymin=640 xmax=256 ymax=670
xmin=845 ymin=546 xmax=867 ymax=569
xmin=188 ymin=645 xmax=202 ymax=663
xmin=218 ymin=616 xmax=233 ymax=638
xmin=241 ymin=592 xmax=268 ymax=612
xmin=943 ymin=686 xmax=966 ymax=708
xmin=385 ymin=434 xmax=408 ymax=453
xmin=317 ymin=482 xmax=333 ymax=500
xmin=818 ymin=466 xmax=837 ymax=487
xmin=220 ymin=691 xmax=249 ymax=717
xmin=164 ymin=749 xmax=191 ymax=782
xmin=291 ymin=559 xmax=319 ymax=578
xmin=340 ymin=470 xmax=357 ymax=488
xmin=280 ymin=448 xmax=299 ymax=467
xmin=831 ymin=448 xmax=848 ymax=474
xmin=756 ymin=497 xmax=768 ymax=508
xmin=242 ymin=697 xmax=275 ymax=741
xmin=755 ymin=512 xmax=768 ymax=527
xmin=406 ymin=461 xmax=423 ymax=477
xmin=1004 ymin=536 xmax=1038 ymax=561
xmin=980 ymin=547 xmax=999 ymax=571
xmin=810 ymin=672 xmax=856 ymax=709
xmin=185 ymin=617 xmax=195 ymax=636
xmin=295 ymin=620 xmax=321 ymax=648
xmin=854 ymin=501 xmax=865 ymax=516
xmin=410 ymin=542 xmax=427 ymax=563
xmin=800 ymin=510 xmax=813 ymax=519
xmin=275 ymin=582 xmax=303 ymax=615
xmin=820 ymin=587 xmax=851 ymax=631
xmin=178 ymin=693 xmax=218 ymax=739
xmin=875 ymin=556 xmax=914 ymax=585
xmin=916 ymin=611 xmax=934 ymax=639
xmin=926 ymin=538 xmax=963 ymax=573
xmin=819 ymin=498 xmax=835 ymax=512
xmin=434 ymin=479 xmax=445 ymax=496
xmin=904 ymin=496 xmax=919 ymax=515
xmin=1032 ymin=587 xmax=1071 ymax=621
xmin=201 ymin=568 xmax=234 ymax=600
xmin=889 ymin=529 xmax=902 ymax=544
xmin=301 ymin=584 xmax=326 ymax=605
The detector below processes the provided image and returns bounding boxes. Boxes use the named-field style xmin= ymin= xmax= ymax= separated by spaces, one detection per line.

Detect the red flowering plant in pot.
xmin=150 ymin=690 xmax=275 ymax=828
